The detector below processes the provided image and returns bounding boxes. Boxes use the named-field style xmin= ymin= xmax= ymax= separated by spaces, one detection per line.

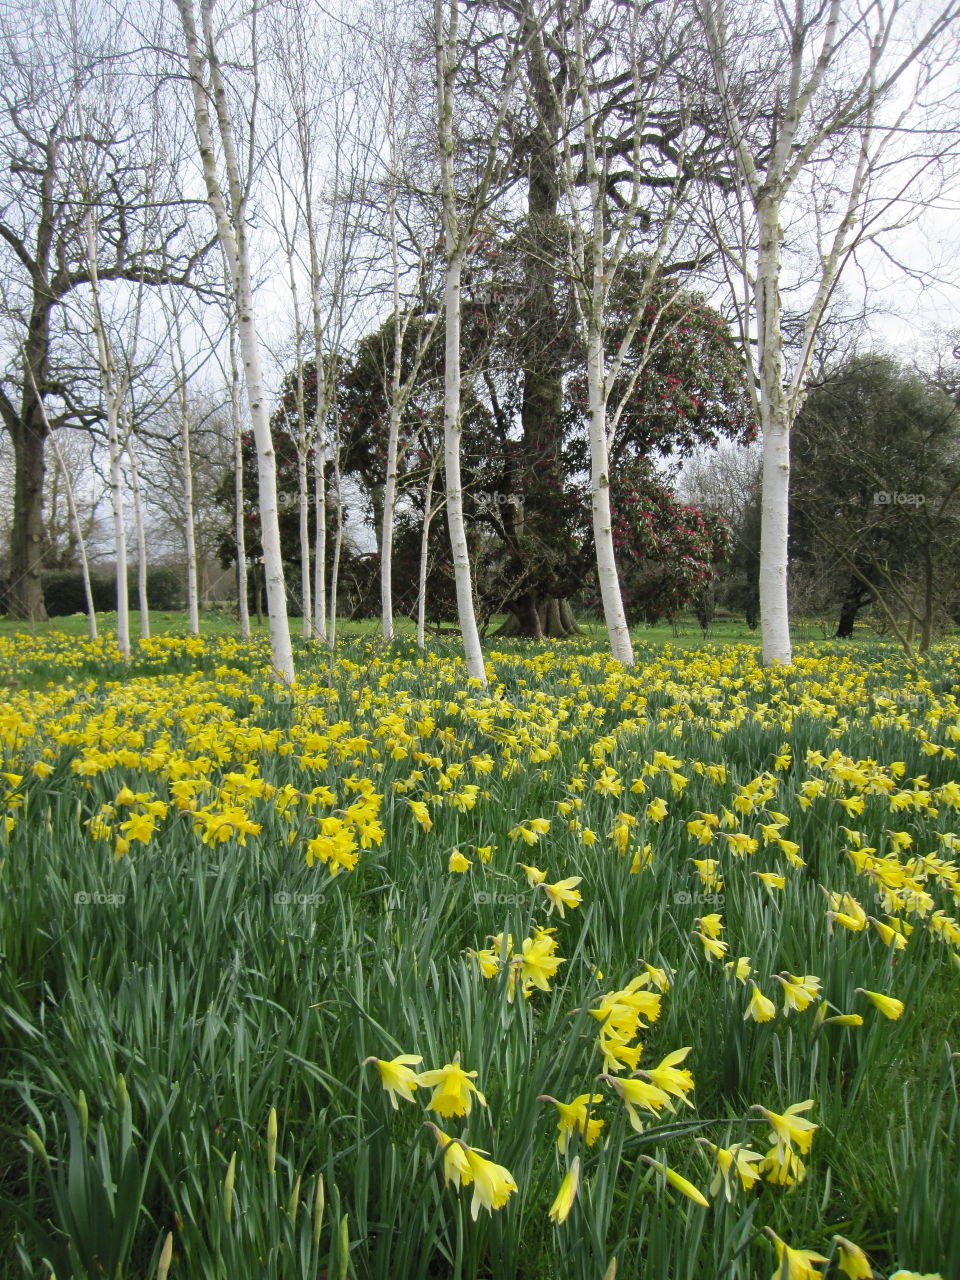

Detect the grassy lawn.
xmin=0 ymin=623 xmax=957 ymax=1278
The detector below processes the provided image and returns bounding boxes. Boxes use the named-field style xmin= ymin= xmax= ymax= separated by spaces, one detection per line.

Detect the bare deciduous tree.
xmin=174 ymin=0 xmax=295 ymax=682
xmin=697 ymin=0 xmax=960 ymax=665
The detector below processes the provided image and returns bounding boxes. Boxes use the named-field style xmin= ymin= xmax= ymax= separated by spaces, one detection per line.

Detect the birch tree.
xmin=697 ymin=0 xmax=960 ymax=665
xmin=174 ymin=0 xmax=294 ymax=682
xmin=545 ymin=0 xmax=714 ymax=665
xmin=125 ymin=433 xmax=151 ymax=637
xmin=362 ymin=5 xmax=443 ymax=643
xmin=165 ymin=301 xmax=202 ymax=635
xmin=435 ymin=0 xmax=532 ymax=683
xmin=83 ymin=209 xmax=132 ymax=658
xmin=264 ymin=2 xmax=378 ymax=646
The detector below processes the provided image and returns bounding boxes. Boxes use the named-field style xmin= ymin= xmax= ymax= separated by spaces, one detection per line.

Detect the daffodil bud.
xmin=25 ymin=1127 xmax=49 ymax=1169
xmin=288 ymin=1173 xmax=302 ymax=1226
xmin=223 ymin=1152 xmax=236 ymax=1224
xmin=313 ymin=1174 xmax=325 ymax=1245
xmin=77 ymin=1090 xmax=88 ymax=1141
xmin=337 ymin=1214 xmax=350 ymax=1280
xmin=266 ymin=1107 xmax=277 ymax=1176
xmin=157 ymin=1231 xmax=174 ymax=1280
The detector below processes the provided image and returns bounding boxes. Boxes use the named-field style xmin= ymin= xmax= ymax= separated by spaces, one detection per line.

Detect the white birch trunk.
xmin=84 ymin=211 xmax=129 ymax=659
xmin=305 ymin=221 xmax=328 ymax=644
xmin=107 ymin=406 xmax=130 ymax=660
xmin=381 ymin=401 xmax=401 ymax=642
xmin=755 ymin=197 xmax=792 ymax=665
xmin=182 ymin=404 xmax=200 ymax=635
xmin=417 ymin=457 xmax=439 ymax=650
xmin=297 ymin=448 xmax=312 ymax=639
xmin=229 ymin=324 xmax=251 ymax=638
xmin=437 ymin=0 xmax=486 ymax=684
xmin=165 ymin=302 xmax=201 ymax=635
xmin=380 ymin=178 xmax=403 ymax=642
xmin=176 ymin=0 xmax=294 ymax=683
xmin=126 ymin=436 xmax=151 ymax=638
xmin=56 ymin=443 xmax=98 ymax=641
xmin=328 ymin=433 xmax=343 ymax=650
xmin=313 ymin=431 xmax=327 ymax=642
xmin=587 ymin=329 xmax=634 ymax=665
xmin=286 ymin=248 xmax=313 ymax=640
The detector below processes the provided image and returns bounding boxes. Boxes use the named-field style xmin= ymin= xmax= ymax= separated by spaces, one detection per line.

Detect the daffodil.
xmin=855 ymin=987 xmax=905 ymax=1019
xmin=539 ymin=1093 xmax=605 ymax=1151
xmin=774 ymin=973 xmax=821 ymax=1015
xmin=696 ymin=912 xmax=724 ymax=938
xmin=601 ymin=1074 xmax=670 ymax=1131
xmin=448 ymin=849 xmax=471 ymax=872
xmin=463 ymin=1146 xmax=517 ymax=1219
xmin=639 ymin=1155 xmax=709 ymax=1208
xmin=834 ymin=1236 xmax=873 ymax=1279
xmin=696 ymin=1139 xmax=764 ymax=1200
xmin=690 ymin=856 xmax=723 ymax=889
xmin=637 ymin=1047 xmax=695 ymax=1108
xmin=695 ymin=931 xmax=728 ymax=961
xmin=540 ymin=876 xmax=583 ymax=917
xmin=760 ymin=1142 xmax=806 ymax=1185
xmin=424 ymin=1123 xmax=473 ymax=1188
xmin=418 ymin=1055 xmax=487 ymax=1117
xmin=364 ymin=1054 xmax=423 ymax=1108
xmin=516 ymin=930 xmax=565 ymax=995
xmin=724 ymin=956 xmax=752 ymax=983
xmin=754 ymin=871 xmax=786 ymax=895
xmin=744 ymin=982 xmax=776 ymax=1023
xmin=755 ymin=1099 xmax=818 ymax=1153
xmin=548 ymin=1157 xmax=580 ymax=1224
xmin=764 ymin=1228 xmax=828 ymax=1279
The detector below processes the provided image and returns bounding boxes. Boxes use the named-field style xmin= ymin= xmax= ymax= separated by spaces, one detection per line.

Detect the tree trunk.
xmin=381 ymin=401 xmax=401 ymax=641
xmin=107 ymin=404 xmax=130 ymax=660
xmin=229 ymin=324 xmax=250 ymax=638
xmin=559 ymin=598 xmax=580 ymax=634
xmin=25 ymin=356 xmax=95 ymax=639
xmin=313 ymin=443 xmax=327 ymax=642
xmin=328 ymin=449 xmax=343 ymax=649
xmin=437 ymin=0 xmax=487 ymax=685
xmin=517 ymin=21 xmax=567 ymax=609
xmin=587 ymin=328 xmax=634 ymax=666
xmin=177 ymin=0 xmax=294 ymax=683
xmin=835 ymin=569 xmax=876 ymax=638
xmin=755 ymin=196 xmax=792 ymax=666
xmin=127 ymin=438 xmax=150 ymax=639
xmin=921 ymin=541 xmax=935 ymax=651
xmin=8 ymin=420 xmax=48 ymax=620
xmin=417 ymin=459 xmax=438 ymax=650
xmin=182 ymin=405 xmax=200 ymax=636
xmin=297 ymin=448 xmax=312 ymax=638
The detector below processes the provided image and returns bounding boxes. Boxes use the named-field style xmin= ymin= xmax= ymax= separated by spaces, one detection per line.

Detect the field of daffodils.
xmin=0 ymin=629 xmax=957 ymax=1279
